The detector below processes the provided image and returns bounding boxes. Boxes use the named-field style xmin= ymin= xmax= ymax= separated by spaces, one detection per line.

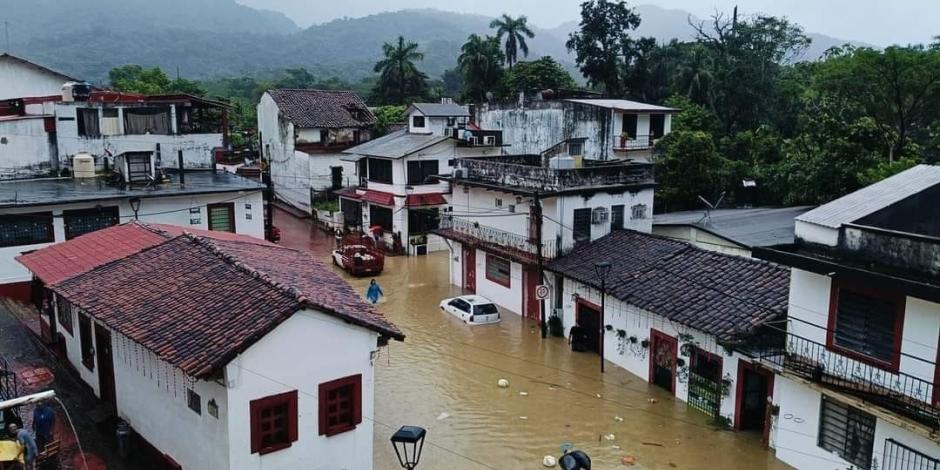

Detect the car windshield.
xmin=473 ymin=304 xmax=498 ymax=316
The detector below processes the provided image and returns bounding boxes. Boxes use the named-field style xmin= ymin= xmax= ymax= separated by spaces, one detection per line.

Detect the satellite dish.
xmin=697 ymin=191 xmax=726 ymax=225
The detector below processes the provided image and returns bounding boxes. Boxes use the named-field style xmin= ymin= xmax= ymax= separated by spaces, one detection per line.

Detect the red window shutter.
xmin=352 ymin=374 xmax=362 ymax=426
xmin=286 ymin=390 xmax=299 ymax=443
xmin=249 ymin=398 xmax=262 ymax=454
xmin=318 ymin=381 xmax=329 ymax=436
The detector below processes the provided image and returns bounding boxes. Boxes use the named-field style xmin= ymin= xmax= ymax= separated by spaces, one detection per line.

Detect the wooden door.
xmin=462 ymin=246 xmax=476 ymax=293
xmin=576 ymin=300 xmax=601 ymax=354
xmin=649 ymin=329 xmax=677 ymax=395
xmin=94 ymin=324 xmax=116 ymax=409
xmin=523 ymin=268 xmax=540 ymax=321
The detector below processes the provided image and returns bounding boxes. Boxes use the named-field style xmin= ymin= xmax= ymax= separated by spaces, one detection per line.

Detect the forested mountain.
xmin=4 ymin=3 xmax=863 ymax=83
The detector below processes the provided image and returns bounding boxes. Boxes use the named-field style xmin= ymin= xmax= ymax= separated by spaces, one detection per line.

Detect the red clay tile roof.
xmin=17 ymin=222 xmax=271 ymax=285
xmin=405 ymin=193 xmax=447 ymax=207
xmin=52 ymin=235 xmax=402 ymax=378
xmin=547 ymin=230 xmax=790 ymax=341
xmin=267 ymin=89 xmax=375 ymax=129
xmin=361 ymin=190 xmax=395 ymax=206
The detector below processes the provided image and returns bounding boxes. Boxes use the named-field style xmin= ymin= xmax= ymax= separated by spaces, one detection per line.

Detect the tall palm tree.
xmin=373 ymin=36 xmax=428 ymax=104
xmin=489 ymin=14 xmax=535 ymax=69
xmin=458 ymin=34 xmax=504 ymax=102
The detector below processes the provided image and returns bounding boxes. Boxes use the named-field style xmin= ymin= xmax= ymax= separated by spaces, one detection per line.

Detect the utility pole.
xmin=534 ymin=192 xmax=547 ymax=339
xmin=260 ymin=131 xmax=274 ymax=239
xmin=4 ymin=21 xmax=10 ymax=53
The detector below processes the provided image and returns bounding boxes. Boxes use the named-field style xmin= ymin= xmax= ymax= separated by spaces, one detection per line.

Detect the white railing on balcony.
xmin=613 ymin=134 xmax=653 ymax=150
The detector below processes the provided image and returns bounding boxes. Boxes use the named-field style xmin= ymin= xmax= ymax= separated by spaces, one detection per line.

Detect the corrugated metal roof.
xmin=409 ymin=103 xmax=470 ymax=117
xmin=797 ymin=165 xmax=940 ymax=229
xmin=566 ymin=99 xmax=678 ymax=112
xmin=343 ymin=129 xmax=450 ymax=159
xmin=654 ymin=206 xmax=813 ymax=248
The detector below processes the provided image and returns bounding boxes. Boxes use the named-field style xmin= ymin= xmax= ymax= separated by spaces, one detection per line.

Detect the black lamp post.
xmin=594 ymin=261 xmax=612 ymax=374
xmin=391 ymin=425 xmax=426 ymax=469
xmin=129 ymin=197 xmax=142 ymax=220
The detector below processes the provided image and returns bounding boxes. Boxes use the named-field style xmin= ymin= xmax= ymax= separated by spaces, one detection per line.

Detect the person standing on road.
xmin=568 ymin=320 xmax=588 ymax=352
xmin=7 ymin=423 xmax=37 ymax=470
xmin=366 ymin=279 xmax=384 ymax=304
xmin=32 ymin=404 xmax=55 ymax=452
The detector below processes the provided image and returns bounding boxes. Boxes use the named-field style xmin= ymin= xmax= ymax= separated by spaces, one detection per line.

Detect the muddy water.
xmin=275 ymin=211 xmax=792 ymax=470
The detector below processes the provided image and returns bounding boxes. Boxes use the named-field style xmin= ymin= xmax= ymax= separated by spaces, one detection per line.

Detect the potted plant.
xmin=640 ymin=338 xmax=650 ymax=349
xmin=605 ymin=324 xmax=614 ymax=332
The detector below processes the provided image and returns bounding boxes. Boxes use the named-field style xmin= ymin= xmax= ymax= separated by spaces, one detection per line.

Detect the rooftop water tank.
xmin=72 ymin=153 xmax=96 ymax=179
xmin=549 ymin=155 xmax=575 ymax=170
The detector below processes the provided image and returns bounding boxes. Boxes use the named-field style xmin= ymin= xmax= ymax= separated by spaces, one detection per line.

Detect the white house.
xmin=436 ymin=141 xmax=655 ymax=318
xmin=0 ymin=90 xmax=231 ymax=179
xmin=475 ymin=96 xmax=676 ymax=162
xmin=546 ymin=230 xmax=790 ymax=437
xmin=19 ymin=228 xmax=403 ymax=470
xmin=340 ymin=103 xmax=503 ymax=255
xmin=257 ymin=89 xmax=375 ymax=212
xmin=0 ymin=167 xmax=265 ymax=301
xmin=755 ymin=165 xmax=940 ymax=470
xmin=0 ymin=53 xmax=79 ymax=101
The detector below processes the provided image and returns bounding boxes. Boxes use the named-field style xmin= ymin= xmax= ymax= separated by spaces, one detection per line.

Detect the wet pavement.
xmin=277 ymin=210 xmax=792 ymax=470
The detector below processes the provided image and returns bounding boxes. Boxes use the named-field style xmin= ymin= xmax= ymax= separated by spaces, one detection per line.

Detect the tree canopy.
xmin=371 ymin=36 xmax=430 ymax=105
xmin=490 ymin=14 xmax=536 ymax=69
xmin=566 ymin=0 xmax=642 ymax=97
xmin=458 ymin=35 xmax=505 ymax=102
xmin=502 ymin=57 xmax=578 ymax=95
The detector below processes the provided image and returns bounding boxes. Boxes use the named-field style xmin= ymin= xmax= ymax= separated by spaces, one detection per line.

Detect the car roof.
xmin=457 ymin=295 xmax=493 ymax=305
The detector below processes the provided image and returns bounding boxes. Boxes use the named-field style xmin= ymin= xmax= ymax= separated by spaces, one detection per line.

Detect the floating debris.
xmin=519 ymin=391 xmax=529 ymax=396
xmin=596 ymin=394 xmax=603 ymax=398
xmin=519 ymin=416 xmax=528 ymax=420
xmin=497 ymin=379 xmax=510 ymax=388
xmin=647 ymin=398 xmax=658 ymax=404
xmin=642 ymin=442 xmax=664 ymax=447
xmin=542 ymin=456 xmax=557 ymax=467
xmin=603 ymin=433 xmax=616 ymax=441
xmin=622 ymin=455 xmax=637 ymax=466
xmin=613 ymin=416 xmax=624 ymax=422
xmin=436 ymin=412 xmax=450 ymax=421
xmin=612 ymin=445 xmax=622 ymax=450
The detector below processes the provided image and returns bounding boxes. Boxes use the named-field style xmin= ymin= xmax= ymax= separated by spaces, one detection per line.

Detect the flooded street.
xmin=275 ymin=209 xmax=791 ymax=470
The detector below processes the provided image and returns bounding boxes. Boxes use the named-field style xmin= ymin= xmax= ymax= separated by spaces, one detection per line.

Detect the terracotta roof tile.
xmin=267 ymin=89 xmax=375 ymax=129
xmin=547 ymin=230 xmax=790 ymax=341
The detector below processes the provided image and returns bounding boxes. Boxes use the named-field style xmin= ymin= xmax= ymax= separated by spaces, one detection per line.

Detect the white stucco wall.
xmin=2 ymin=190 xmax=264 ymax=284
xmin=0 ymin=58 xmax=72 ymax=100
xmin=225 ymin=310 xmax=378 ymax=470
xmin=54 ymin=298 xmax=101 ymax=396
xmin=773 ymin=376 xmax=940 ymax=470
xmin=652 ymin=225 xmax=752 ymax=258
xmin=552 ymin=189 xmax=654 ymax=252
xmin=0 ymin=117 xmax=57 ymax=178
xmin=472 ymin=249 xmax=524 ymax=315
xmin=793 ymin=219 xmax=839 ymax=246
xmin=477 ymin=102 xmax=614 ymax=160
xmin=558 ymin=278 xmax=747 ymax=424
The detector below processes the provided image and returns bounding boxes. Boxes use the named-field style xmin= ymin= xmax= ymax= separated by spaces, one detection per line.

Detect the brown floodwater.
xmin=275 ymin=210 xmax=792 ymax=470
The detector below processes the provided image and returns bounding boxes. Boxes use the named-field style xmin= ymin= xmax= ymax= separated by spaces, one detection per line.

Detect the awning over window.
xmin=361 ymin=190 xmax=395 ymax=206
xmin=405 ymin=193 xmax=447 ymax=207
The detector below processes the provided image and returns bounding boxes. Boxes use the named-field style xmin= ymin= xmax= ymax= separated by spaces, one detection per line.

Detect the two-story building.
xmin=257 ymin=89 xmax=375 ymax=212
xmin=755 ymin=165 xmax=940 ymax=470
xmin=435 ymin=141 xmax=655 ymax=318
xmin=0 ymin=53 xmax=79 ymax=100
xmin=19 ymin=226 xmax=403 ymax=470
xmin=339 ymin=102 xmax=503 ymax=255
xmin=475 ymin=96 xmax=676 ymax=162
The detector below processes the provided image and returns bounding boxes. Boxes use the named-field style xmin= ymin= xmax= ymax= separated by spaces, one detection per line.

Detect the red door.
xmin=523 ymin=268 xmax=540 ymax=321
xmin=649 ymin=329 xmax=678 ymax=395
xmin=462 ymin=245 xmax=476 ymax=293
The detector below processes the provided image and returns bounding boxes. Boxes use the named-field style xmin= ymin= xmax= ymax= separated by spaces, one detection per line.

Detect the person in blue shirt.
xmin=366 ymin=279 xmax=383 ymax=304
xmin=32 ymin=405 xmax=54 ymax=452
xmin=7 ymin=422 xmax=37 ymax=469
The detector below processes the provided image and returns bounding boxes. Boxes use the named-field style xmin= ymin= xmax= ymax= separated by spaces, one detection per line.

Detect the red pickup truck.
xmin=331 ymin=235 xmax=384 ymax=276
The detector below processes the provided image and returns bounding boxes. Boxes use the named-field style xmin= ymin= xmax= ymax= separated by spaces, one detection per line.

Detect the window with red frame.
xmin=485 ymin=254 xmax=511 ymax=288
xmin=828 ymin=282 xmax=905 ymax=370
xmin=250 ymin=391 xmax=298 ymax=455
xmin=318 ymin=375 xmax=362 ymax=436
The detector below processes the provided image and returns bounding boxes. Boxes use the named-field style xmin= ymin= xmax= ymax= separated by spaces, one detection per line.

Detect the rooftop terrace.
xmin=451 ymin=155 xmax=654 ymax=195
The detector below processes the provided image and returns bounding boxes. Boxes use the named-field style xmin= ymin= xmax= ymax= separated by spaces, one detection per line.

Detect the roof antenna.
xmin=4 ymin=21 xmax=10 ymax=53
xmin=697 ymin=192 xmax=725 ymax=225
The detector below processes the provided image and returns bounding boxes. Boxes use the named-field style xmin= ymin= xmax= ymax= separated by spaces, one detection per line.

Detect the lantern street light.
xmin=390 ymin=425 xmax=427 ymax=469
xmin=594 ymin=261 xmax=612 ymax=374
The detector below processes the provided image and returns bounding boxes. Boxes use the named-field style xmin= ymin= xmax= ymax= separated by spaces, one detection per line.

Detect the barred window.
xmin=818 ymin=396 xmax=875 ymax=470
xmin=63 ymin=206 xmax=119 ymax=240
xmin=485 ymin=254 xmax=511 ymax=288
xmin=0 ymin=213 xmax=54 ymax=247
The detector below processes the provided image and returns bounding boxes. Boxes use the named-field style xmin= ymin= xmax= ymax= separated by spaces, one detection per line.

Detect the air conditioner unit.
xmin=591 ymin=207 xmax=609 ymax=224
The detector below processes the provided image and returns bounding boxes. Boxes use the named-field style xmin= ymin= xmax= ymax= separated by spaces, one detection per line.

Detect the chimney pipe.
xmin=178 ymin=150 xmax=185 ymax=185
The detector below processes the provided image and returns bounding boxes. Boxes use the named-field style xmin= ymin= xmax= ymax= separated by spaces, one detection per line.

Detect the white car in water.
xmin=440 ymin=295 xmax=502 ymax=325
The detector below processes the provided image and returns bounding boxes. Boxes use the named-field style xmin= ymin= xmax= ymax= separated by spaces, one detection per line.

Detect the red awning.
xmin=335 ymin=187 xmax=362 ymax=200
xmin=361 ymin=190 xmax=395 ymax=206
xmin=405 ymin=193 xmax=447 ymax=207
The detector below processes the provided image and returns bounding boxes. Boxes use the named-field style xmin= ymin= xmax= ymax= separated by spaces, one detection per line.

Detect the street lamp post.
xmin=594 ymin=261 xmax=612 ymax=374
xmin=391 ymin=425 xmax=427 ymax=469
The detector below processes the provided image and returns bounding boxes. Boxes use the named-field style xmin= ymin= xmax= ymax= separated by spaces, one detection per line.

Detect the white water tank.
xmin=549 ymin=155 xmax=575 ymax=170
xmin=73 ymin=153 xmax=96 ymax=178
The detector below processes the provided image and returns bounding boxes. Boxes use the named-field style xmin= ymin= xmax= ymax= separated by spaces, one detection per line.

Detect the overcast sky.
xmin=235 ymin=0 xmax=937 ymax=46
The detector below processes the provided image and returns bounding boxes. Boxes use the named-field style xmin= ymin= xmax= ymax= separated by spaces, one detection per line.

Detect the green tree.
xmin=371 ymin=36 xmax=429 ymax=105
xmin=441 ymin=68 xmax=464 ymax=97
xmin=372 ymin=105 xmax=407 ymax=136
xmin=458 ymin=34 xmax=505 ymax=102
xmin=655 ymin=130 xmax=731 ymax=212
xmin=489 ymin=14 xmax=535 ymax=69
xmin=502 ymin=56 xmax=578 ymax=94
xmin=109 ymin=65 xmax=205 ymax=96
xmin=566 ymin=0 xmax=642 ymax=97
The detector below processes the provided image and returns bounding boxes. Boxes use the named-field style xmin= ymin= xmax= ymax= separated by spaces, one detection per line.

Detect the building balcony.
xmin=454 ymin=157 xmax=653 ymax=194
xmin=452 ymin=128 xmax=503 ymax=147
xmin=434 ymin=215 xmax=556 ymax=265
xmin=612 ymin=134 xmax=654 ymax=151
xmin=756 ymin=332 xmax=938 ymax=430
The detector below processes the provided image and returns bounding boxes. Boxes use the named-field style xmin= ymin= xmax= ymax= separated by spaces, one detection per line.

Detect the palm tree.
xmin=373 ymin=36 xmax=428 ymax=104
xmin=458 ymin=34 xmax=504 ymax=101
xmin=489 ymin=14 xmax=535 ymax=69
xmin=675 ymin=44 xmax=715 ymax=105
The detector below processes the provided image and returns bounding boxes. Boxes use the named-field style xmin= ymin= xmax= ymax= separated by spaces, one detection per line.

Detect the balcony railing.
xmin=613 ymin=134 xmax=654 ymax=150
xmin=757 ymin=333 xmax=938 ymax=430
xmin=435 ymin=215 xmax=557 ymax=262
xmin=455 ymin=158 xmax=653 ymax=193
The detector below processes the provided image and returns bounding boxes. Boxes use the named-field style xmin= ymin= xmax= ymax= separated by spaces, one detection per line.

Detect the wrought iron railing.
xmin=437 ymin=216 xmax=557 ymax=260
xmin=0 ymin=355 xmax=17 ymax=402
xmin=882 ymin=438 xmax=939 ymax=470
xmin=757 ymin=333 xmax=938 ymax=430
xmin=613 ymin=134 xmax=654 ymax=150
xmin=455 ymin=159 xmax=653 ymax=192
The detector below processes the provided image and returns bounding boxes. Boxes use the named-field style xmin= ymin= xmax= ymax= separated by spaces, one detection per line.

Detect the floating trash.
xmin=497 ymin=379 xmax=510 ymax=388
xmin=519 ymin=416 xmax=528 ymax=420
xmin=622 ymin=455 xmax=637 ymax=466
xmin=542 ymin=456 xmax=557 ymax=467
xmin=519 ymin=391 xmax=529 ymax=396
xmin=614 ymin=416 xmax=624 ymax=422
xmin=436 ymin=412 xmax=450 ymax=421
xmin=647 ymin=398 xmax=658 ymax=404
xmin=603 ymin=433 xmax=616 ymax=441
